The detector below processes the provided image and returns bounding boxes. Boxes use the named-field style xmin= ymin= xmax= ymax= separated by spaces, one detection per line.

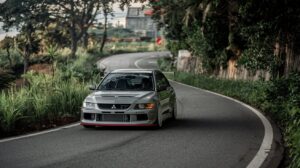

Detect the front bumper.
xmin=80 ymin=107 xmax=157 ymax=127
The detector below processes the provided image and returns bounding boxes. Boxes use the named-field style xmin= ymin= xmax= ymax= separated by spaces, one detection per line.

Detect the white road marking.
xmin=134 ymin=58 xmax=145 ymax=69
xmin=0 ymin=123 xmax=80 ymax=143
xmin=135 ymin=56 xmax=273 ymax=168
xmin=0 ymin=53 xmax=273 ymax=168
xmin=0 ymin=53 xmax=160 ymax=143
xmin=170 ymin=80 xmax=273 ymax=168
xmin=148 ymin=61 xmax=157 ymax=64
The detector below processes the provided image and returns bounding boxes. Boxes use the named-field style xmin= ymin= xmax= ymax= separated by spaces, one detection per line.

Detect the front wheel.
xmin=171 ymin=101 xmax=177 ymax=120
xmin=156 ymin=111 xmax=163 ymax=128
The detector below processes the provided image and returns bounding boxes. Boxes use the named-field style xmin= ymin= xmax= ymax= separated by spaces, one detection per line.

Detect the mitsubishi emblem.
xmin=111 ymin=104 xmax=116 ymax=109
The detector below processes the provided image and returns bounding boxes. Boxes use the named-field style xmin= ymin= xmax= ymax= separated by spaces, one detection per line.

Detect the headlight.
xmin=83 ymin=102 xmax=97 ymax=109
xmin=135 ymin=103 xmax=155 ymax=109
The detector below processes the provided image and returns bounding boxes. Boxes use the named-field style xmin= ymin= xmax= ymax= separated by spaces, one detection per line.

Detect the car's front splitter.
xmin=80 ymin=122 xmax=157 ymax=127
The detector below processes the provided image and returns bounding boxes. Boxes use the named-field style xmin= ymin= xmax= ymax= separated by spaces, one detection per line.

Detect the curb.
xmin=260 ymin=116 xmax=284 ymax=168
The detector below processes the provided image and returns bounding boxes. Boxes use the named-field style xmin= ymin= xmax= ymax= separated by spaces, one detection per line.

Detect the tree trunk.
xmin=23 ymin=51 xmax=30 ymax=74
xmin=6 ymin=48 xmax=12 ymax=68
xmin=67 ymin=21 xmax=79 ymax=58
xmin=285 ymin=37 xmax=293 ymax=76
xmin=226 ymin=0 xmax=240 ymax=79
xmin=23 ymin=27 xmax=34 ymax=74
xmin=71 ymin=39 xmax=78 ymax=58
xmin=70 ymin=27 xmax=78 ymax=59
xmin=283 ymin=33 xmax=300 ymax=76
xmin=83 ymin=32 xmax=89 ymax=49
xmin=100 ymin=12 xmax=108 ymax=53
xmin=274 ymin=32 xmax=288 ymax=78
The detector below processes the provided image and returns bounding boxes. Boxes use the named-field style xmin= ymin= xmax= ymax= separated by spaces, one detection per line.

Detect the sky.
xmin=0 ymin=1 xmax=146 ymax=40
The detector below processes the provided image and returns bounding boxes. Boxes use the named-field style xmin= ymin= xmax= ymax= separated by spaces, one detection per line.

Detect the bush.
xmin=157 ymin=57 xmax=174 ymax=72
xmin=0 ymin=49 xmax=23 ymax=69
xmin=174 ymin=72 xmax=267 ymax=107
xmin=264 ymin=73 xmax=300 ymax=168
xmin=0 ymin=71 xmax=89 ymax=133
xmin=0 ymin=69 xmax=16 ymax=89
xmin=57 ymin=48 xmax=102 ymax=82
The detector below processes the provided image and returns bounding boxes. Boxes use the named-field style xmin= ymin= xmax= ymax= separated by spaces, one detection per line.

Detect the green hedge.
xmin=174 ymin=72 xmax=300 ymax=168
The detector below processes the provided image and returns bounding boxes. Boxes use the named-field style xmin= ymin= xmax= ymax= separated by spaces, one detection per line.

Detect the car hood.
xmin=86 ymin=91 xmax=156 ymax=104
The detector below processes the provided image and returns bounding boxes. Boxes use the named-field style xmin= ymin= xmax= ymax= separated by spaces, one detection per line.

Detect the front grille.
xmin=97 ymin=114 xmax=130 ymax=122
xmin=98 ymin=104 xmax=131 ymax=110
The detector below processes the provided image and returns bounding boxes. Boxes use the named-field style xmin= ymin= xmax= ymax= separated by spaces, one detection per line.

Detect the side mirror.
xmin=89 ymin=84 xmax=97 ymax=91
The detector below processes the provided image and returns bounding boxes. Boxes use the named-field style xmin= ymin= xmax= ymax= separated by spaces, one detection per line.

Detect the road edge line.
xmin=169 ymin=80 xmax=274 ymax=168
xmin=0 ymin=123 xmax=80 ymax=143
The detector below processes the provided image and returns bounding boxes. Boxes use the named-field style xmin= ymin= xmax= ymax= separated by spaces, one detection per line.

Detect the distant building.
xmin=125 ymin=7 xmax=156 ymax=38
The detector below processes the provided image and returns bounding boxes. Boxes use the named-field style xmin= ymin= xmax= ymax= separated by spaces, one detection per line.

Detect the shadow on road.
xmin=81 ymin=116 xmax=259 ymax=132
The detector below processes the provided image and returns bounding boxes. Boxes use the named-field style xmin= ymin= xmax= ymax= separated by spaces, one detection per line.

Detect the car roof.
xmin=111 ymin=69 xmax=156 ymax=74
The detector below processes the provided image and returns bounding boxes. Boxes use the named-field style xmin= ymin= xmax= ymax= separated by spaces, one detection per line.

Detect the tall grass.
xmin=0 ymin=72 xmax=89 ymax=133
xmin=0 ymin=42 xmax=164 ymax=135
xmin=0 ymin=89 xmax=27 ymax=131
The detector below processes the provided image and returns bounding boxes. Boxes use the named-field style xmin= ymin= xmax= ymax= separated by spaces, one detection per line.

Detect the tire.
xmin=155 ymin=111 xmax=163 ymax=128
xmin=171 ymin=101 xmax=177 ymax=120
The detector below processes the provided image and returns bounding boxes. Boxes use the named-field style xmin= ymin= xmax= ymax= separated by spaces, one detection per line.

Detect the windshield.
xmin=99 ymin=73 xmax=154 ymax=91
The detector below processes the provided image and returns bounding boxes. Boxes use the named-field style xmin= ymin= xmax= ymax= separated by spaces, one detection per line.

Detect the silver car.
xmin=80 ymin=69 xmax=177 ymax=128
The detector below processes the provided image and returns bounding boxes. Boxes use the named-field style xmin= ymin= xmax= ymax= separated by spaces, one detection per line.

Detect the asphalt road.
xmin=0 ymin=52 xmax=270 ymax=168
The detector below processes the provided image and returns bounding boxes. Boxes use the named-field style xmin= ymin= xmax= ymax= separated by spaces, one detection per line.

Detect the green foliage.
xmin=166 ymin=40 xmax=189 ymax=57
xmin=15 ymin=32 xmax=41 ymax=55
xmin=0 ymin=36 xmax=14 ymax=50
xmin=0 ymin=70 xmax=15 ymax=89
xmin=157 ymin=57 xmax=174 ymax=72
xmin=60 ymin=51 xmax=100 ymax=82
xmin=39 ymin=23 xmax=71 ymax=48
xmin=184 ymin=22 xmax=228 ymax=71
xmin=174 ymin=72 xmax=267 ymax=107
xmin=0 ymin=71 xmax=89 ymax=133
xmin=0 ymin=89 xmax=27 ymax=132
xmin=0 ymin=49 xmax=23 ymax=69
xmin=263 ymin=72 xmax=300 ymax=168
xmin=151 ymin=0 xmax=300 ymax=78
xmin=174 ymin=71 xmax=300 ymax=168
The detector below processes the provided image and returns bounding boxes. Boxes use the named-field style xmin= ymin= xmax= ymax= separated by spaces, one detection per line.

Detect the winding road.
xmin=0 ymin=52 xmax=278 ymax=168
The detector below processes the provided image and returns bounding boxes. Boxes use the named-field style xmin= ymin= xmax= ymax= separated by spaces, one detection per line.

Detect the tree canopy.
xmin=150 ymin=0 xmax=300 ymax=77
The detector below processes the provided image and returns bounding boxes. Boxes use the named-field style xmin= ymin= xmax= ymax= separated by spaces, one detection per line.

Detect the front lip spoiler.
xmin=80 ymin=122 xmax=157 ymax=127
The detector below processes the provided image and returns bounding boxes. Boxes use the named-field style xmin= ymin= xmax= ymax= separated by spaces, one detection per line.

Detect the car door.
xmin=155 ymin=71 xmax=172 ymax=118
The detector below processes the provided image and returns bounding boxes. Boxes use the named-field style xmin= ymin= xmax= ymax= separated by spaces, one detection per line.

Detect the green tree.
xmin=0 ymin=0 xmax=49 ymax=73
xmin=47 ymin=0 xmax=101 ymax=58
xmin=0 ymin=36 xmax=14 ymax=68
xmin=239 ymin=0 xmax=300 ymax=77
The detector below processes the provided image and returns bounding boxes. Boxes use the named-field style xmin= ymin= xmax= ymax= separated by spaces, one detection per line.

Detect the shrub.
xmin=0 ymin=88 xmax=27 ymax=132
xmin=264 ymin=73 xmax=300 ymax=168
xmin=0 ymin=71 xmax=89 ymax=133
xmin=0 ymin=69 xmax=16 ymax=89
xmin=157 ymin=57 xmax=174 ymax=72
